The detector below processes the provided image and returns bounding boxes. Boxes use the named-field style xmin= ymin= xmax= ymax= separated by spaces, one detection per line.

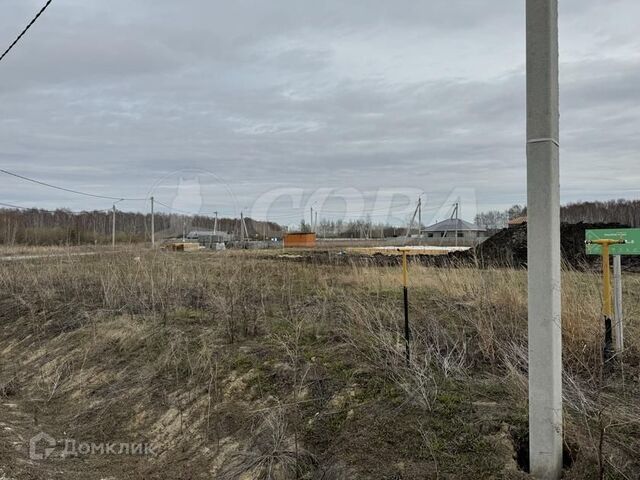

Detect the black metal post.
xmin=404 ymin=285 xmax=410 ymax=364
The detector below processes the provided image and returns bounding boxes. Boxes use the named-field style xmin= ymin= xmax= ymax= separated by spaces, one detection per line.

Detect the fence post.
xmin=402 ymin=251 xmax=410 ymax=365
xmin=613 ymin=255 xmax=624 ymax=352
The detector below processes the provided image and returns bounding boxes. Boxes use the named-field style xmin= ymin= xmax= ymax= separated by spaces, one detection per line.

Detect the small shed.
xmin=284 ymin=232 xmax=316 ymax=248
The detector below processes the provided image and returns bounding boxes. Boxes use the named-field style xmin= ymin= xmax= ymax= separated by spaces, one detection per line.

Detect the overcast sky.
xmin=1 ymin=0 xmax=639 ymax=225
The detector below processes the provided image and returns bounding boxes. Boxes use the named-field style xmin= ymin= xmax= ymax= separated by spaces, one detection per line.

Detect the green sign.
xmin=585 ymin=228 xmax=640 ymax=255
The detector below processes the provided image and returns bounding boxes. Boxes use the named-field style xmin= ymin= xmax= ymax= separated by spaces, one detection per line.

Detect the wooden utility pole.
xmin=111 ymin=204 xmax=116 ymax=249
xmin=150 ymin=196 xmax=155 ymax=247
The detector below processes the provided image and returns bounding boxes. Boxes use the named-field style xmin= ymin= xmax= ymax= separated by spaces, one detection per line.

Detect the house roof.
xmin=424 ymin=218 xmax=485 ymax=232
xmin=187 ymin=230 xmax=231 ymax=239
xmin=508 ymin=216 xmax=528 ymax=225
xmin=187 ymin=230 xmax=216 ymax=237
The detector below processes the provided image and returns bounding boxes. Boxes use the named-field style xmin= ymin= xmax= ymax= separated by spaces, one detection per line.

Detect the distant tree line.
xmin=475 ymin=199 xmax=640 ymax=230
xmin=4 ymin=198 xmax=637 ymax=245
xmin=475 ymin=205 xmax=525 ymax=230
xmin=560 ymin=199 xmax=640 ymax=226
xmin=0 ymin=208 xmax=282 ymax=245
xmin=301 ymin=217 xmax=410 ymax=238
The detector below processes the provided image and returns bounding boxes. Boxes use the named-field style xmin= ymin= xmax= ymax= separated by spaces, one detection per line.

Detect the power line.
xmin=0 ymin=0 xmax=54 ymax=64
xmin=0 ymin=167 xmax=447 ymax=223
xmin=0 ymin=169 xmax=147 ymax=201
xmin=154 ymin=200 xmax=199 ymax=216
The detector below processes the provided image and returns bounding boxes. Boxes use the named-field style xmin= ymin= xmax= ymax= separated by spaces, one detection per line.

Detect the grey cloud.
xmin=0 ymin=0 xmax=639 ymax=219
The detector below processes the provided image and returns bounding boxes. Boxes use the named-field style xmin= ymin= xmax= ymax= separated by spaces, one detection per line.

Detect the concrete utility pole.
xmin=310 ymin=206 xmax=313 ymax=231
xmin=613 ymin=255 xmax=624 ymax=352
xmin=240 ymin=212 xmax=244 ymax=242
xmin=150 ymin=196 xmax=155 ymax=247
xmin=213 ymin=211 xmax=218 ymax=236
xmin=112 ymin=204 xmax=116 ymax=249
xmin=526 ymin=0 xmax=563 ymax=477
xmin=418 ymin=197 xmax=422 ymax=237
xmin=453 ymin=202 xmax=460 ymax=247
xmin=404 ymin=199 xmax=420 ymax=243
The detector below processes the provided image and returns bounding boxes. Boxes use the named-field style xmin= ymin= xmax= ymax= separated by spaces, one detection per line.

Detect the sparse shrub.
xmin=219 ymin=407 xmax=318 ymax=480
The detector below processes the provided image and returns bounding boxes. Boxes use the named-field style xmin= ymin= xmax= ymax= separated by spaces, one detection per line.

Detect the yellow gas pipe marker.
xmin=585 ymin=238 xmax=625 ymax=363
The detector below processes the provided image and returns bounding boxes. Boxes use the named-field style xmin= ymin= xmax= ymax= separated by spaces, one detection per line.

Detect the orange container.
xmin=283 ymin=232 xmax=316 ymax=248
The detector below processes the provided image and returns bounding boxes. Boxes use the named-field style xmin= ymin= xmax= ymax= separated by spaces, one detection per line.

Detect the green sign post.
xmin=586 ymin=228 xmax=640 ymax=255
xmin=585 ymin=228 xmax=640 ymax=361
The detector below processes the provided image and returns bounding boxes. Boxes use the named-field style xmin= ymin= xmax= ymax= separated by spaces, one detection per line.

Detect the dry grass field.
xmin=0 ymin=248 xmax=638 ymax=479
xmin=0 ymin=245 xmax=100 ymax=257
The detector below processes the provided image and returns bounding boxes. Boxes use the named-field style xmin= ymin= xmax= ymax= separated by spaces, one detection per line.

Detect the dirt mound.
xmin=469 ymin=222 xmax=640 ymax=271
xmin=470 ymin=224 xmax=528 ymax=267
xmin=275 ymin=222 xmax=640 ymax=272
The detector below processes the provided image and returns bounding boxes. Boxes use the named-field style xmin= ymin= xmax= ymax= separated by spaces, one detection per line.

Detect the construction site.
xmin=1 ymin=195 xmax=639 ymax=479
xmin=2 ymin=0 xmax=640 ymax=479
